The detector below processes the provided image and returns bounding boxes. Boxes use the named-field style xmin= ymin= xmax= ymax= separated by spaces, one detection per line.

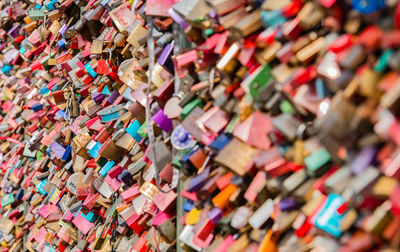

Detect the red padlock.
xmin=96 ymin=59 xmax=111 ymax=75
xmin=395 ymin=2 xmax=400 ymax=29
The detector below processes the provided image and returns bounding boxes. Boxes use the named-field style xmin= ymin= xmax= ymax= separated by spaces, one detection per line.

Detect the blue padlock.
xmin=313 ymin=193 xmax=345 ymax=237
xmin=85 ymin=61 xmax=98 ymax=78
xmin=88 ymin=142 xmax=102 ymax=159
xmin=19 ymin=47 xmax=26 ymax=54
xmin=209 ymin=134 xmax=231 ymax=151
xmin=261 ymin=10 xmax=286 ymax=28
xmin=352 ymin=0 xmax=385 ymax=14
xmin=183 ymin=199 xmax=195 ymax=212
xmin=32 ymin=103 xmax=43 ymax=112
xmin=126 ymin=120 xmax=143 ymax=143
xmin=45 ymin=0 xmax=58 ymax=11
xmin=40 ymin=87 xmax=50 ymax=95
xmin=36 ymin=179 xmax=48 ymax=196
xmin=99 ymin=160 xmax=115 ymax=177
xmin=61 ymin=145 xmax=72 ymax=161
xmin=1 ymin=65 xmax=12 ymax=74
xmin=316 ymin=78 xmax=330 ymax=99
xmin=57 ymin=39 xmax=66 ymax=50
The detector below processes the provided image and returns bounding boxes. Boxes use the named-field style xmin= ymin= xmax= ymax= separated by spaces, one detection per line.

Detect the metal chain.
xmin=145 ymin=16 xmax=172 ymax=194
xmin=108 ymin=192 xmax=118 ymax=251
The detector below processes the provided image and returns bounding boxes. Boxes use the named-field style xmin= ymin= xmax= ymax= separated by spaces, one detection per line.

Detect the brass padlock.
xmin=47 ymin=58 xmax=57 ymax=66
xmin=126 ymin=23 xmax=147 ymax=48
xmin=92 ymin=237 xmax=106 ymax=250
xmin=71 ymin=91 xmax=79 ymax=117
xmin=113 ymin=33 xmax=126 ymax=47
xmin=48 ymin=10 xmax=61 ymax=21
xmin=294 ymin=122 xmax=311 ymax=166
xmin=65 ymin=128 xmax=72 ymax=143
xmin=91 ymin=40 xmax=104 ymax=55
xmin=294 ymin=139 xmax=305 ymax=166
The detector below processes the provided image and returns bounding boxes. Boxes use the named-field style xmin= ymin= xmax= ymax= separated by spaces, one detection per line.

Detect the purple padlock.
xmin=93 ymin=93 xmax=105 ymax=104
xmin=107 ymin=90 xmax=120 ymax=104
xmin=168 ymin=8 xmax=190 ymax=30
xmin=171 ymin=125 xmax=196 ymax=150
xmin=7 ymin=25 xmax=19 ymax=38
xmin=158 ymin=43 xmax=173 ymax=66
xmin=208 ymin=207 xmax=223 ymax=224
xmin=350 ymin=146 xmax=377 ymax=175
xmin=280 ymin=197 xmax=297 ymax=211
xmin=152 ymin=109 xmax=173 ymax=132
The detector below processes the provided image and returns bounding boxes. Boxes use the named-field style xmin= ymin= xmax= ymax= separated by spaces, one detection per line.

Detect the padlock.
xmin=96 ymin=48 xmax=112 ymax=75
xmin=70 ymin=91 xmax=79 ymax=118
xmin=91 ymin=39 xmax=104 ymax=55
xmin=52 ymin=90 xmax=66 ymax=105
xmin=294 ymin=122 xmax=312 ymax=166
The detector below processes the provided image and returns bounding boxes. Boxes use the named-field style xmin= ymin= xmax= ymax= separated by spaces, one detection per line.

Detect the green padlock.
xmin=1 ymin=194 xmax=14 ymax=207
xmin=28 ymin=10 xmax=45 ymax=21
xmin=181 ymin=98 xmax=203 ymax=120
xmin=374 ymin=49 xmax=393 ymax=73
xmin=280 ymin=100 xmax=295 ymax=115
xmin=305 ymin=147 xmax=331 ymax=176
xmin=248 ymin=64 xmax=273 ymax=100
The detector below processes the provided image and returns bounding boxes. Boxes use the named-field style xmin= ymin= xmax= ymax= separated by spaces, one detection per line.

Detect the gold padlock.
xmin=294 ymin=123 xmax=312 ymax=165
xmin=91 ymin=40 xmax=104 ymax=55
xmin=71 ymin=91 xmax=79 ymax=117
xmin=294 ymin=139 xmax=305 ymax=165
xmin=92 ymin=237 xmax=106 ymax=250
xmin=139 ymin=181 xmax=159 ymax=200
